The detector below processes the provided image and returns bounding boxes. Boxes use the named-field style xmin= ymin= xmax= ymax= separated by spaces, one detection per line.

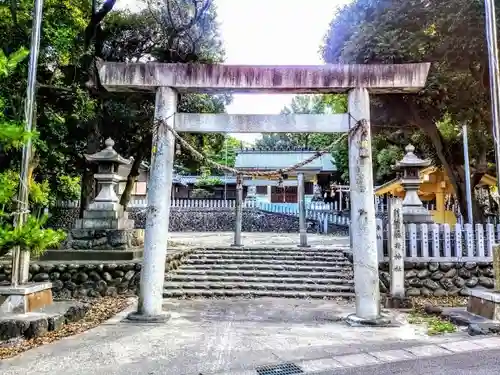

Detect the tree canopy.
xmin=0 ymin=0 xmax=232 ymax=210
xmin=322 ymin=0 xmax=497 ymax=219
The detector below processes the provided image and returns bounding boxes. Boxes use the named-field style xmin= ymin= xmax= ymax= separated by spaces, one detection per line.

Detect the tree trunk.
xmin=119 ymin=151 xmax=144 ymax=209
xmin=78 ymin=123 xmax=100 ymax=218
xmin=422 ymin=122 xmax=487 ymax=223
xmin=78 ymin=168 xmax=95 ymax=218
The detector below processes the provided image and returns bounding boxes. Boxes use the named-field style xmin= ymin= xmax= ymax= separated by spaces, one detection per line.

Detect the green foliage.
xmin=0 ymin=47 xmax=29 ymax=77
xmin=321 ymin=0 xmax=496 ymax=216
xmin=0 ymin=48 xmax=65 ymax=257
xmin=0 ymin=215 xmax=66 ymax=258
xmin=0 ymin=169 xmax=50 ymax=210
xmin=0 ymin=0 xmax=229 ymax=211
xmin=0 ymin=47 xmax=32 ymax=150
xmin=55 ymin=174 xmax=81 ymax=202
xmin=205 ymin=135 xmax=240 ymax=173
xmin=0 ymin=169 xmax=18 ymax=205
xmin=408 ymin=312 xmax=457 ymax=336
xmin=195 ymin=176 xmax=224 ymax=187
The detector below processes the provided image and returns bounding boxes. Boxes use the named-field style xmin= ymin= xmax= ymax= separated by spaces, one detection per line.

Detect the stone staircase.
xmin=163 ymin=246 xmax=355 ymax=299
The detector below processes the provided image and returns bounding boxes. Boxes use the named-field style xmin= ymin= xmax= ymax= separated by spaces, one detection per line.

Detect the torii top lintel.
xmin=97 ymin=61 xmax=431 ymax=94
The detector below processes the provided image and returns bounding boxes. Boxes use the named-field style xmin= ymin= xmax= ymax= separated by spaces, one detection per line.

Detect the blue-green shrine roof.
xmin=235 ymin=150 xmax=336 ymax=172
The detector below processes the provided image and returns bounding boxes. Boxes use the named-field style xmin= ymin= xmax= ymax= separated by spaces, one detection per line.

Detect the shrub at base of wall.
xmin=379 ymin=261 xmax=495 ymax=297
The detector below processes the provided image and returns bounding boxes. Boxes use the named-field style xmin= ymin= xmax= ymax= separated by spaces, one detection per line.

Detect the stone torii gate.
xmin=96 ymin=61 xmax=430 ymax=323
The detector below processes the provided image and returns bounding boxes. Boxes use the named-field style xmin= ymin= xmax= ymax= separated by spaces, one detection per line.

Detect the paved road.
xmin=168 ymin=232 xmax=350 ymax=248
xmin=315 ymin=349 xmax=500 ymax=375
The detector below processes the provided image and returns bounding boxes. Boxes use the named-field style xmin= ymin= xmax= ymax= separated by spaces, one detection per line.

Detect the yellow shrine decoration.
xmin=375 ymin=167 xmax=497 ymax=224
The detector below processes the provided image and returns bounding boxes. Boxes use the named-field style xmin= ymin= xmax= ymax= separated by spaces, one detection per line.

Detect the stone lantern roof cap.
xmin=394 ymin=144 xmax=431 ymax=169
xmin=84 ymin=138 xmax=132 ymax=165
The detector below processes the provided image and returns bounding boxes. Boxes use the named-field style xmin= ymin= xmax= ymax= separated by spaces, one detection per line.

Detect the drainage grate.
xmin=255 ymin=362 xmax=304 ymax=375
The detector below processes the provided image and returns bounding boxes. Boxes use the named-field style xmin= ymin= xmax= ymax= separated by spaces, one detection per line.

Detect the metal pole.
xmin=11 ymin=0 xmax=44 ymax=287
xmin=462 ymin=124 xmax=474 ymax=224
xmin=484 ymin=0 xmax=500 ymax=195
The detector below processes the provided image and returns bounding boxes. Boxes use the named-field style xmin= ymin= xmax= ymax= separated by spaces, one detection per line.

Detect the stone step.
xmin=164 ymin=281 xmax=354 ymax=293
xmin=179 ymin=264 xmax=352 ymax=272
xmin=163 ymin=289 xmax=355 ymax=299
xmin=173 ymin=269 xmax=351 ymax=278
xmin=166 ymin=274 xmax=354 ymax=285
xmin=188 ymin=254 xmax=347 ymax=262
xmin=190 ymin=248 xmax=349 ymax=255
xmin=184 ymin=259 xmax=350 ymax=267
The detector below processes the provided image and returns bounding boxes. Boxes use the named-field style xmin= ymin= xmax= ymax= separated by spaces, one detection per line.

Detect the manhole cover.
xmin=255 ymin=362 xmax=304 ymax=375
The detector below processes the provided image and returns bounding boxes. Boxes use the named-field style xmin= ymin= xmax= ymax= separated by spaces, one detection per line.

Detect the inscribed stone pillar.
xmin=493 ymin=244 xmax=500 ymax=290
xmin=388 ymin=198 xmax=405 ymax=299
xmin=232 ymin=175 xmax=243 ymax=247
xmin=347 ymin=87 xmax=381 ymax=322
xmin=129 ymin=86 xmax=177 ymax=321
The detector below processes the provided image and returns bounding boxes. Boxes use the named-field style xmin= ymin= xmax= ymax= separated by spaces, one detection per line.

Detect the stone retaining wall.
xmin=48 ymin=207 xmax=303 ymax=232
xmin=0 ymin=249 xmax=193 ymax=299
xmin=60 ymin=229 xmax=145 ymax=250
xmin=378 ymin=261 xmax=495 ymax=297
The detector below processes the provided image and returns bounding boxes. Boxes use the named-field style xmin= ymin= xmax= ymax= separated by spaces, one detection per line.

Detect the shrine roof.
xmin=235 ymin=150 xmax=336 ymax=172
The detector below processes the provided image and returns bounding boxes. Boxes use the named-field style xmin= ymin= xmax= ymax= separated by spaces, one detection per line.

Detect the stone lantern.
xmin=40 ymin=139 xmax=145 ymax=261
xmin=311 ymin=176 xmax=323 ymax=201
xmin=393 ymin=144 xmax=433 ymax=224
xmin=74 ymin=138 xmax=134 ymax=230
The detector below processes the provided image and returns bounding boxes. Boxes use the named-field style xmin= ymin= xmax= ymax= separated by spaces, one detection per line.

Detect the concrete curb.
xmin=214 ymin=336 xmax=500 ymax=374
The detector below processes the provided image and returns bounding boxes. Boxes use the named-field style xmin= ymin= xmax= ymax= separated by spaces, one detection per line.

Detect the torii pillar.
xmin=97 ymin=61 xmax=430 ymax=323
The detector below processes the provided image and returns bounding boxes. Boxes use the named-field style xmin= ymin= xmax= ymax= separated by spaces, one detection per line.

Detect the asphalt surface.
xmin=313 ymin=348 xmax=500 ymax=375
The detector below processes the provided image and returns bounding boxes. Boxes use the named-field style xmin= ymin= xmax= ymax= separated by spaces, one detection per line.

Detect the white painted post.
xmin=129 ymin=86 xmax=176 ymax=322
xmin=454 ymin=224 xmax=463 ymax=258
xmin=347 ymin=88 xmax=381 ymax=322
xmin=476 ymin=224 xmax=485 ymax=258
xmin=486 ymin=223 xmax=495 ymax=256
xmin=420 ymin=224 xmax=429 ymax=258
xmin=388 ymin=198 xmax=405 ymax=299
xmin=408 ymin=223 xmax=418 ymax=258
xmin=443 ymin=224 xmax=451 ymax=257
xmin=464 ymin=223 xmax=474 ymax=257
xmin=233 ymin=175 xmax=243 ymax=247
xmin=297 ymin=172 xmax=309 ymax=247
xmin=431 ymin=223 xmax=440 ymax=258
xmin=322 ymin=214 xmax=328 ymax=234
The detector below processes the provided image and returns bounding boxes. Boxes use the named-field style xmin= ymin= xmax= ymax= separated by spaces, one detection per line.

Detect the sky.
xmin=121 ymin=0 xmax=349 ymax=143
xmin=215 ymin=0 xmax=346 ymax=143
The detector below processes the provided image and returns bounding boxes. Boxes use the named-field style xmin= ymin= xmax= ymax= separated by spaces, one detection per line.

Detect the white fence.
xmin=56 ymin=196 xmax=390 ymax=212
xmin=56 ymin=198 xmax=241 ymax=209
xmin=376 ymin=218 xmax=498 ymax=262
